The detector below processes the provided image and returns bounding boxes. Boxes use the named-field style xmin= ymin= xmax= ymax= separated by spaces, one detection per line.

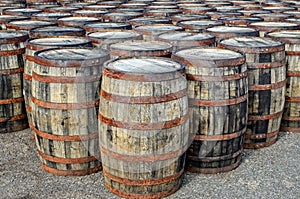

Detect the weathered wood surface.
xmin=0 ymin=31 xmax=29 ymax=133
xmin=218 ymin=37 xmax=286 ymax=149
xmin=6 ymin=20 xmax=56 ymax=32
xmin=171 ymin=14 xmax=210 ymax=25
xmin=24 ymin=37 xmax=92 ymax=132
xmin=84 ymin=22 xmax=132 ymax=33
xmin=109 ymin=40 xmax=173 ymax=58
xmin=172 ymin=47 xmax=247 ymax=173
xmin=2 ymin=8 xmax=42 ymax=17
xmin=266 ymin=30 xmax=300 ymax=133
xmin=31 ymin=48 xmax=109 ymax=176
xmin=206 ymin=26 xmax=259 ymax=40
xmin=31 ymin=12 xmax=72 ymax=23
xmin=102 ymin=12 xmax=143 ymax=23
xmin=99 ymin=57 xmax=189 ymax=198
xmin=0 ymin=15 xmax=29 ymax=30
xmin=87 ymin=31 xmax=143 ymax=49
xmin=129 ymin=17 xmax=172 ymax=27
xmin=178 ymin=20 xmax=224 ymax=33
xmin=29 ymin=26 xmax=86 ymax=39
xmin=57 ymin=17 xmax=101 ymax=28
xmin=248 ymin=22 xmax=300 ymax=37
xmin=156 ymin=31 xmax=215 ymax=51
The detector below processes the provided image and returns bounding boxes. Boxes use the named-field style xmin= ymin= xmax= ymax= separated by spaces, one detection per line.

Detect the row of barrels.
xmin=1 ymin=0 xmax=300 ymax=198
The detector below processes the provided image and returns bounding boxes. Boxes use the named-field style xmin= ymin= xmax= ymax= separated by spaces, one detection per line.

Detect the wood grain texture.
xmin=99 ymin=57 xmax=189 ymax=198
xmin=0 ymin=31 xmax=28 ymax=133
xmin=172 ymin=47 xmax=247 ymax=173
xmin=31 ymin=48 xmax=109 ymax=175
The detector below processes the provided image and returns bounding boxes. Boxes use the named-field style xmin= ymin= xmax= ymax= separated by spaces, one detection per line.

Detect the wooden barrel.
xmin=87 ymin=31 xmax=143 ymax=49
xmin=26 ymin=0 xmax=58 ymax=7
xmin=172 ymin=47 xmax=247 ymax=173
xmin=83 ymin=5 xmax=117 ymax=11
xmin=252 ymin=13 xmax=292 ymax=22
xmin=99 ymin=56 xmax=189 ymax=198
xmin=31 ymin=48 xmax=109 ymax=176
xmin=205 ymin=26 xmax=259 ymax=41
xmin=44 ymin=6 xmax=80 ymax=13
xmin=102 ymin=12 xmax=144 ymax=23
xmin=6 ymin=20 xmax=56 ymax=33
xmin=218 ymin=37 xmax=286 ymax=149
xmin=129 ymin=16 xmax=172 ymax=27
xmin=29 ymin=26 xmax=86 ymax=39
xmin=0 ymin=15 xmax=29 ymax=30
xmin=0 ymin=30 xmax=29 ymax=133
xmin=266 ymin=30 xmax=300 ymax=133
xmin=57 ymin=17 xmax=101 ymax=28
xmin=182 ymin=6 xmax=216 ymax=15
xmin=72 ymin=10 xmax=108 ymax=18
xmin=171 ymin=14 xmax=210 ymax=25
xmin=31 ymin=12 xmax=72 ymax=23
xmin=178 ymin=20 xmax=224 ymax=33
xmin=24 ymin=37 xmax=92 ymax=137
xmin=134 ymin=24 xmax=183 ymax=41
xmin=109 ymin=40 xmax=173 ymax=58
xmin=238 ymin=10 xmax=271 ymax=17
xmin=145 ymin=9 xmax=182 ymax=17
xmin=2 ymin=8 xmax=42 ymax=17
xmin=248 ymin=22 xmax=300 ymax=37
xmin=156 ymin=31 xmax=215 ymax=51
xmin=84 ymin=22 xmax=132 ymax=33
xmin=222 ymin=16 xmax=263 ymax=27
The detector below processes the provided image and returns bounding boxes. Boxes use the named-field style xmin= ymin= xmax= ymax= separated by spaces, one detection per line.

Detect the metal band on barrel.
xmin=41 ymin=163 xmax=102 ymax=176
xmin=194 ymin=127 xmax=246 ymax=141
xmin=189 ymin=94 xmax=247 ymax=107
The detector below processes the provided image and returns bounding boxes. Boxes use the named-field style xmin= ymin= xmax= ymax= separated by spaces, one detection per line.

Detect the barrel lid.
xmin=249 ymin=21 xmax=300 ymax=31
xmin=72 ymin=10 xmax=108 ymax=17
xmin=223 ymin=17 xmax=263 ymax=25
xmin=3 ymin=8 xmax=41 ymax=13
xmin=110 ymin=40 xmax=172 ymax=51
xmin=0 ymin=15 xmax=29 ymax=23
xmin=171 ymin=14 xmax=210 ymax=24
xmin=266 ymin=30 xmax=300 ymax=44
xmin=34 ymin=48 xmax=109 ymax=67
xmin=58 ymin=16 xmax=100 ymax=23
xmin=116 ymin=8 xmax=145 ymax=13
xmin=65 ymin=2 xmax=94 ymax=8
xmin=158 ymin=31 xmax=214 ymax=41
xmin=105 ymin=57 xmax=184 ymax=74
xmin=172 ymin=47 xmax=244 ymax=67
xmin=44 ymin=6 xmax=80 ymax=13
xmin=32 ymin=12 xmax=72 ymax=18
xmin=215 ymin=6 xmax=243 ymax=12
xmin=134 ymin=24 xmax=183 ymax=35
xmin=29 ymin=26 xmax=86 ymax=38
xmin=6 ymin=20 xmax=56 ymax=30
xmin=179 ymin=20 xmax=224 ymax=30
xmin=85 ymin=22 xmax=132 ymax=32
xmin=83 ymin=5 xmax=116 ymax=10
xmin=0 ymin=30 xmax=28 ymax=44
xmin=103 ymin=11 xmax=143 ymax=19
xmin=147 ymin=5 xmax=178 ymax=9
xmin=206 ymin=26 xmax=258 ymax=33
xmin=129 ymin=17 xmax=171 ymax=26
xmin=182 ymin=6 xmax=216 ymax=14
xmin=218 ymin=37 xmax=285 ymax=53
xmin=88 ymin=31 xmax=141 ymax=40
xmin=26 ymin=37 xmax=91 ymax=50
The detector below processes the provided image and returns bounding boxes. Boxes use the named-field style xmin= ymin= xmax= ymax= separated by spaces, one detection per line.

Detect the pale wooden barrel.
xmin=156 ymin=31 xmax=215 ymax=51
xmin=84 ymin=22 xmax=132 ymax=33
xmin=0 ymin=30 xmax=29 ymax=133
xmin=248 ymin=22 xmax=300 ymax=37
xmin=102 ymin=12 xmax=144 ymax=23
xmin=145 ymin=9 xmax=182 ymax=17
xmin=24 ymin=37 xmax=92 ymax=137
xmin=182 ymin=6 xmax=216 ymax=15
xmin=87 ymin=31 xmax=143 ymax=49
xmin=82 ymin=5 xmax=117 ymax=11
xmin=2 ymin=8 xmax=42 ymax=17
xmin=178 ymin=20 xmax=224 ymax=33
xmin=99 ymin=57 xmax=189 ymax=198
xmin=133 ymin=24 xmax=183 ymax=41
xmin=129 ymin=16 xmax=172 ymax=27
xmin=6 ymin=20 xmax=56 ymax=33
xmin=205 ymin=26 xmax=259 ymax=41
xmin=171 ymin=14 xmax=210 ymax=25
xmin=109 ymin=40 xmax=173 ymax=58
xmin=31 ymin=12 xmax=72 ymax=23
xmin=0 ymin=15 xmax=29 ymax=30
xmin=72 ymin=10 xmax=108 ymax=18
xmin=218 ymin=37 xmax=286 ymax=149
xmin=31 ymin=48 xmax=109 ymax=176
xmin=44 ymin=6 xmax=80 ymax=13
xmin=172 ymin=47 xmax=248 ymax=173
xmin=252 ymin=13 xmax=292 ymax=22
xmin=222 ymin=16 xmax=263 ymax=27
xmin=266 ymin=30 xmax=300 ymax=133
xmin=57 ymin=17 xmax=101 ymax=28
xmin=29 ymin=26 xmax=86 ymax=39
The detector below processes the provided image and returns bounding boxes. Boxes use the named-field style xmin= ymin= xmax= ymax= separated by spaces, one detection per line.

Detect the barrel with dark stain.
xmin=109 ymin=40 xmax=173 ymax=58
xmin=218 ymin=37 xmax=286 ymax=149
xmin=24 ymin=37 xmax=92 ymax=137
xmin=31 ymin=48 xmax=109 ymax=176
xmin=0 ymin=30 xmax=29 ymax=133
xmin=172 ymin=47 xmax=247 ymax=173
xmin=99 ymin=57 xmax=189 ymax=198
xmin=266 ymin=30 xmax=300 ymax=133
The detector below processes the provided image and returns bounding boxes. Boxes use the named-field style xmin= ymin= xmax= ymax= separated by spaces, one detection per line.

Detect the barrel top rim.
xmin=206 ymin=26 xmax=257 ymax=33
xmin=87 ymin=31 xmax=141 ymax=39
xmin=158 ymin=31 xmax=215 ymax=40
xmin=109 ymin=40 xmax=173 ymax=51
xmin=0 ymin=30 xmax=28 ymax=43
xmin=28 ymin=37 xmax=91 ymax=46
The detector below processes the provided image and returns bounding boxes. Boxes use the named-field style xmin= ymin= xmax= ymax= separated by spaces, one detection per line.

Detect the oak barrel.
xmin=266 ymin=30 xmax=300 ymax=133
xmin=218 ymin=37 xmax=286 ymax=149
xmin=29 ymin=26 xmax=86 ymax=39
xmin=205 ymin=26 xmax=259 ymax=41
xmin=24 ymin=37 xmax=92 ymax=137
xmin=172 ymin=47 xmax=248 ymax=173
xmin=0 ymin=30 xmax=29 ymax=133
xmin=99 ymin=57 xmax=189 ymax=198
xmin=31 ymin=48 xmax=109 ymax=176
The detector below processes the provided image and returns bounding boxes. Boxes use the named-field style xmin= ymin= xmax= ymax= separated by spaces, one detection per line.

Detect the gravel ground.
xmin=0 ymin=129 xmax=299 ymax=199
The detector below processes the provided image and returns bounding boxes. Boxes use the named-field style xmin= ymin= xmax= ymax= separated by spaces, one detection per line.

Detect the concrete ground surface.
xmin=0 ymin=129 xmax=299 ymax=199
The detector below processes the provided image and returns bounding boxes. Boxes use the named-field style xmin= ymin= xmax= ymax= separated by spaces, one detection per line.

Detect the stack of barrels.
xmin=1 ymin=0 xmax=299 ymax=198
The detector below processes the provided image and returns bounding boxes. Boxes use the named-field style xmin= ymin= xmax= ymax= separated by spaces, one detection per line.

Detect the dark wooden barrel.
xmin=0 ymin=15 xmax=29 ymax=30
xmin=266 ymin=30 xmax=300 ymax=133
xmin=134 ymin=24 xmax=183 ymax=41
xmin=84 ymin=22 xmax=132 ymax=33
xmin=248 ymin=21 xmax=300 ymax=37
xmin=0 ymin=30 xmax=29 ymax=133
xmin=205 ymin=26 xmax=259 ymax=41
xmin=178 ymin=20 xmax=224 ymax=33
xmin=29 ymin=26 xmax=86 ymax=39
xmin=31 ymin=48 xmax=109 ymax=176
xmin=24 ymin=37 xmax=92 ymax=137
xmin=172 ymin=47 xmax=247 ymax=173
xmin=87 ymin=31 xmax=143 ymax=49
xmin=156 ymin=31 xmax=215 ymax=51
xmin=99 ymin=57 xmax=189 ymax=198
xmin=218 ymin=37 xmax=286 ymax=149
xmin=109 ymin=40 xmax=173 ymax=58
